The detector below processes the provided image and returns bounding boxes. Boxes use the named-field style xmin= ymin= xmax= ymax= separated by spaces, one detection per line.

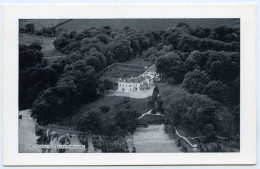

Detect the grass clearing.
xmin=158 ymin=83 xmax=183 ymax=96
xmin=57 ymin=19 xmax=240 ymax=32
xmin=19 ymin=19 xmax=67 ymax=30
xmin=19 ymin=33 xmax=65 ymax=59
xmin=19 ymin=33 xmax=55 ymax=50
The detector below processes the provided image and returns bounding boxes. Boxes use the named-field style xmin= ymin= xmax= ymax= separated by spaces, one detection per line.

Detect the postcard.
xmin=2 ymin=4 xmax=256 ymax=166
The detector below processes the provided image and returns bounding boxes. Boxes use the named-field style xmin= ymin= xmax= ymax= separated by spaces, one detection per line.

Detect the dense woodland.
xmin=19 ymin=22 xmax=240 ymax=140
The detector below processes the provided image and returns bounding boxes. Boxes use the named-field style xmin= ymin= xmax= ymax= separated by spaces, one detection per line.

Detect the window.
xmin=129 ymin=85 xmax=131 ymax=87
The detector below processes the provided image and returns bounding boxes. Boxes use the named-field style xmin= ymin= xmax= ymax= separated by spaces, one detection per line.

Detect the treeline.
xmin=19 ymin=44 xmax=47 ymax=109
xmin=52 ymin=22 xmax=239 ymax=63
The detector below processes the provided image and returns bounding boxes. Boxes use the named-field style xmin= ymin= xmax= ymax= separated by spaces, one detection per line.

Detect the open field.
xmin=158 ymin=83 xmax=182 ymax=95
xmin=19 ymin=33 xmax=55 ymax=50
xmin=19 ymin=33 xmax=66 ymax=64
xmin=61 ymin=96 xmax=150 ymax=127
xmin=101 ymin=63 xmax=145 ymax=83
xmin=57 ymin=19 xmax=240 ymax=32
xmin=19 ymin=19 xmax=67 ymax=30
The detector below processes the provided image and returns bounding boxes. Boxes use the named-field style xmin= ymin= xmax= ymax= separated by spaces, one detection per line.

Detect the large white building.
xmin=117 ymin=65 xmax=158 ymax=92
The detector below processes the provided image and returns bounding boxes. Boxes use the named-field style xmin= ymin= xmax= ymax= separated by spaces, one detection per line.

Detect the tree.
xmin=53 ymin=31 xmax=70 ymax=51
xmin=91 ymin=52 xmax=107 ymax=68
xmin=147 ymin=86 xmax=163 ymax=114
xmin=184 ymin=50 xmax=208 ymax=72
xmin=30 ymin=64 xmax=98 ymax=125
xmin=202 ymin=80 xmax=227 ymax=103
xmin=96 ymin=34 xmax=111 ymax=44
xmin=19 ymin=62 xmax=61 ymax=110
xmin=58 ymin=66 xmax=98 ymax=103
xmin=147 ymin=96 xmax=155 ymax=109
xmin=153 ymin=85 xmax=159 ymax=94
xmin=112 ymin=43 xmax=130 ymax=62
xmin=156 ymin=52 xmax=185 ymax=84
xmin=31 ymin=87 xmax=64 ymax=125
xmin=203 ymin=124 xmax=215 ymax=136
xmin=210 ymin=26 xmax=239 ymax=42
xmin=103 ymin=79 xmax=114 ymax=90
xmin=77 ymin=111 xmax=102 ymax=134
xmin=114 ymin=97 xmax=138 ymax=132
xmin=182 ymin=69 xmax=210 ymax=94
xmin=163 ymin=91 xmax=231 ymax=135
xmin=84 ymin=56 xmax=103 ymax=72
xmin=192 ymin=26 xmax=211 ymax=38
xmin=19 ymin=44 xmax=43 ymax=71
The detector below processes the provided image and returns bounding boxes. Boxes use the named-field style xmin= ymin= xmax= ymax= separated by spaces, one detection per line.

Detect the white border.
xmin=2 ymin=4 xmax=256 ymax=166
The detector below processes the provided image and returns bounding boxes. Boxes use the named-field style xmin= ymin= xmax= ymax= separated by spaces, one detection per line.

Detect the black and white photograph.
xmin=18 ymin=18 xmax=240 ymax=153
xmin=2 ymin=4 xmax=257 ymax=166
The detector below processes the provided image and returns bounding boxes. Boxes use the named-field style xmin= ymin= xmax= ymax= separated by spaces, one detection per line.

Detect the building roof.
xmin=118 ymin=74 xmax=151 ymax=83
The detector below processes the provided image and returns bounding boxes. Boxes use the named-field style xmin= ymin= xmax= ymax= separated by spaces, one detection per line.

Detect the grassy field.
xmin=19 ymin=33 xmax=66 ymax=64
xmin=57 ymin=19 xmax=240 ymax=32
xmin=19 ymin=19 xmax=67 ymax=30
xmin=158 ymin=83 xmax=183 ymax=95
xmin=61 ymin=96 xmax=150 ymax=127
xmin=19 ymin=33 xmax=55 ymax=50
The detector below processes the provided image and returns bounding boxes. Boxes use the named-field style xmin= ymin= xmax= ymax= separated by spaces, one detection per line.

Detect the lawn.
xmin=19 ymin=19 xmax=67 ymax=30
xmin=158 ymin=83 xmax=183 ymax=96
xmin=61 ymin=96 xmax=150 ymax=127
xmin=57 ymin=19 xmax=240 ymax=32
